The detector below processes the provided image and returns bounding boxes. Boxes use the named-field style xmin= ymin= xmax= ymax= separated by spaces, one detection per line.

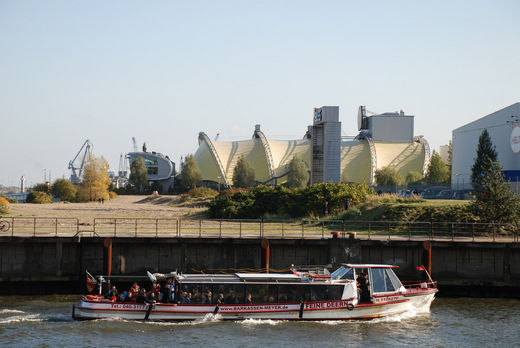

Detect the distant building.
xmin=194 ymin=106 xmax=430 ymax=187
xmin=451 ymin=102 xmax=520 ymax=191
xmin=127 ymin=150 xmax=175 ymax=192
xmin=439 ymin=145 xmax=450 ymax=164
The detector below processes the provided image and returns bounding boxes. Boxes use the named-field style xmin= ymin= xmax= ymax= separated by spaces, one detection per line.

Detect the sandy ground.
xmin=7 ymin=195 xmax=201 ymax=222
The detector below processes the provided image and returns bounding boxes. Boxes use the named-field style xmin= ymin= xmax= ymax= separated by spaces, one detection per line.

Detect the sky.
xmin=1 ymin=0 xmax=519 ymax=188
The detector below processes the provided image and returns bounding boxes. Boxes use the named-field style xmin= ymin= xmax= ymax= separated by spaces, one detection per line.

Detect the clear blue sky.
xmin=1 ymin=0 xmax=519 ymax=187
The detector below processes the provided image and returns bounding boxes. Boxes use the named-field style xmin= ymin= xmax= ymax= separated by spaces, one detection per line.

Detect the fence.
xmin=0 ymin=216 xmax=518 ymax=242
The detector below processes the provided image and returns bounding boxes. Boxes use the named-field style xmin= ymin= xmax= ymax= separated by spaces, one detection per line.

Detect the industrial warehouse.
xmin=194 ymin=106 xmax=430 ymax=187
xmin=452 ymin=102 xmax=520 ymax=192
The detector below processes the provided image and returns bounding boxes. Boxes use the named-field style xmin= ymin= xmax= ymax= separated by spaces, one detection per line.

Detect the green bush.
xmin=208 ymin=182 xmax=374 ymax=219
xmin=26 ymin=191 xmax=52 ymax=204
xmin=188 ymin=187 xmax=219 ymax=198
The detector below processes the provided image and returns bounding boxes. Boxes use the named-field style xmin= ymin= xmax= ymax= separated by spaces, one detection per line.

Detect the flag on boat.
xmin=416 ymin=265 xmax=426 ymax=271
xmin=86 ymin=270 xmax=98 ymax=293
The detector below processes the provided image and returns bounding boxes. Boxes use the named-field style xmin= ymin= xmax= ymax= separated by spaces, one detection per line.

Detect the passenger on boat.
xmin=136 ymin=288 xmax=147 ymax=303
xmin=216 ymin=293 xmax=224 ymax=304
xmin=206 ymin=290 xmax=213 ymax=304
xmin=182 ymin=293 xmax=192 ymax=304
xmin=246 ymin=293 xmax=252 ymax=304
xmin=117 ymin=293 xmax=124 ymax=302
xmin=130 ymin=282 xmax=140 ymax=299
xmin=124 ymin=291 xmax=135 ymax=302
xmin=107 ymin=285 xmax=118 ymax=299
xmin=357 ymin=272 xmax=371 ymax=302
xmin=147 ymin=290 xmax=157 ymax=304
xmin=192 ymin=287 xmax=200 ymax=303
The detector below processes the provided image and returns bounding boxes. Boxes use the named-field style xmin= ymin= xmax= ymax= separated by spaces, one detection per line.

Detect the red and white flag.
xmin=86 ymin=270 xmax=98 ymax=293
xmin=416 ymin=265 xmax=426 ymax=271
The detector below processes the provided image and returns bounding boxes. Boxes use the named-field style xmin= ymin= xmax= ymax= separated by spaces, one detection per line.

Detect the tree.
xmin=32 ymin=183 xmax=50 ymax=193
xmin=374 ymin=167 xmax=402 ymax=186
xmin=472 ymin=129 xmax=498 ymax=190
xmin=180 ymin=154 xmax=202 ymax=190
xmin=129 ymin=156 xmax=148 ymax=193
xmin=424 ymin=151 xmax=450 ymax=184
xmin=406 ymin=171 xmax=423 ymax=185
xmin=471 ymin=159 xmax=520 ymax=223
xmin=286 ymin=154 xmax=309 ymax=188
xmin=77 ymin=155 xmax=111 ymax=201
xmin=232 ymin=156 xmax=255 ymax=188
xmin=51 ymin=179 xmax=77 ymax=201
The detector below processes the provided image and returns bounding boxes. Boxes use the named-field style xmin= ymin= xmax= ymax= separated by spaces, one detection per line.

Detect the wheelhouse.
xmin=331 ymin=264 xmax=405 ymax=300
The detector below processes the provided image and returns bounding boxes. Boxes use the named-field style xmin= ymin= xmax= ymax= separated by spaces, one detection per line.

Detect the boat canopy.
xmin=343 ymin=264 xmax=399 ymax=269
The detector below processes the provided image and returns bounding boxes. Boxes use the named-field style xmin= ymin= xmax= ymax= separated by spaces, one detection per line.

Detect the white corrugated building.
xmin=193 ymin=106 xmax=431 ymax=187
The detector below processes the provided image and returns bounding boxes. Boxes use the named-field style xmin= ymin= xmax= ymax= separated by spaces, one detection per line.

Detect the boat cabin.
xmin=330 ymin=264 xmax=405 ymax=302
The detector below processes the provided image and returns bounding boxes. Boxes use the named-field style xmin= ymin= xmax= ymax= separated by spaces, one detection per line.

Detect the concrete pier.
xmin=0 ymin=237 xmax=519 ymax=297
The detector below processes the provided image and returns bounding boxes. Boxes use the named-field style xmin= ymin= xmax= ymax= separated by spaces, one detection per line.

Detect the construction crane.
xmin=68 ymin=139 xmax=92 ymax=184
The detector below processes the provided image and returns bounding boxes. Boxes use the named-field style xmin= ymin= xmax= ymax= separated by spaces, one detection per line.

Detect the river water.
xmin=0 ymin=296 xmax=519 ymax=347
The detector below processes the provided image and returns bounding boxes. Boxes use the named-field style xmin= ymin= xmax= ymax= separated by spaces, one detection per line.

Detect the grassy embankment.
xmin=338 ymin=194 xmax=475 ymax=223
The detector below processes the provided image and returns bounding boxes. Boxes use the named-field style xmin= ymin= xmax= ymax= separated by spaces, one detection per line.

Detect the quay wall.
xmin=0 ymin=237 xmax=519 ymax=297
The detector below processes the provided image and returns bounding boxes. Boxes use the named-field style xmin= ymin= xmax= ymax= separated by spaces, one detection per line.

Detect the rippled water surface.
xmin=1 ymin=296 xmax=519 ymax=347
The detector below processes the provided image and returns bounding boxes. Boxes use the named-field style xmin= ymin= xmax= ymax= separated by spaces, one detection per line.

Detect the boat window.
xmin=331 ymin=266 xmax=353 ymax=280
xmin=371 ymin=268 xmax=401 ymax=293
xmin=385 ymin=268 xmax=403 ymax=291
xmin=310 ymin=285 xmax=344 ymax=301
xmin=245 ymin=284 xmax=278 ymax=303
xmin=370 ymin=268 xmax=388 ymax=293
xmin=278 ymin=284 xmax=310 ymax=302
xmin=180 ymin=283 xmax=213 ymax=303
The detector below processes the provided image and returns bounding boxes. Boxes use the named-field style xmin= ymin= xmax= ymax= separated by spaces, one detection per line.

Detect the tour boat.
xmin=72 ymin=264 xmax=437 ymax=321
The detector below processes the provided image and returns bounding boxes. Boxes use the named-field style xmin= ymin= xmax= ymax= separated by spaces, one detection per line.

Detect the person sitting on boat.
xmin=117 ymin=293 xmax=124 ymax=302
xmin=147 ymin=290 xmax=157 ymax=304
xmin=130 ymin=282 xmax=140 ymax=299
xmin=182 ymin=292 xmax=192 ymax=304
xmin=136 ymin=288 xmax=147 ymax=303
xmin=216 ymin=293 xmax=224 ymax=304
xmin=124 ymin=291 xmax=135 ymax=302
xmin=192 ymin=287 xmax=200 ymax=303
xmin=246 ymin=293 xmax=252 ymax=304
xmin=357 ymin=272 xmax=371 ymax=302
xmin=106 ymin=285 xmax=118 ymax=300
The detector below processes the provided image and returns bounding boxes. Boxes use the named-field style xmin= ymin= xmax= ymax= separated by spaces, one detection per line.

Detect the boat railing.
xmin=0 ymin=216 xmax=519 ymax=243
xmin=402 ymin=280 xmax=438 ymax=289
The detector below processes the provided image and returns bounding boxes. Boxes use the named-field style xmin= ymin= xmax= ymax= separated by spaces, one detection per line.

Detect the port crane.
xmin=68 ymin=139 xmax=93 ymax=184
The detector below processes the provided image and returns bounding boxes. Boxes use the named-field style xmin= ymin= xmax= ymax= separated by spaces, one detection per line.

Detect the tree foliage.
xmin=374 ymin=167 xmax=402 ymax=186
xmin=129 ymin=156 xmax=148 ymax=193
xmin=208 ymin=182 xmax=375 ymax=219
xmin=425 ymin=151 xmax=450 ymax=184
xmin=77 ymin=155 xmax=111 ymax=202
xmin=232 ymin=156 xmax=255 ymax=188
xmin=51 ymin=179 xmax=77 ymax=201
xmin=406 ymin=171 xmax=424 ymax=185
xmin=471 ymin=159 xmax=520 ymax=223
xmin=0 ymin=196 xmax=9 ymax=213
xmin=32 ymin=183 xmax=50 ymax=193
xmin=471 ymin=129 xmax=498 ymax=191
xmin=26 ymin=191 xmax=52 ymax=204
xmin=286 ymin=154 xmax=309 ymax=188
xmin=180 ymin=154 xmax=202 ymax=190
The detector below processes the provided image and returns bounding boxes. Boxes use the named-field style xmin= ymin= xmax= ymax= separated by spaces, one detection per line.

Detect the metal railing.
xmin=0 ymin=216 xmax=518 ymax=242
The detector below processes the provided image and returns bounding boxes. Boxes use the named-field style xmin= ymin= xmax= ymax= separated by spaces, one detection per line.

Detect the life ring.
xmin=347 ymin=303 xmax=354 ymax=311
xmin=86 ymin=295 xmax=104 ymax=301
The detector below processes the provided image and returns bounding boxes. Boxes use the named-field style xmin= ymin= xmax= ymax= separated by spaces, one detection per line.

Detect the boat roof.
xmin=341 ymin=264 xmax=399 ymax=269
xmin=176 ymin=273 xmax=303 ymax=283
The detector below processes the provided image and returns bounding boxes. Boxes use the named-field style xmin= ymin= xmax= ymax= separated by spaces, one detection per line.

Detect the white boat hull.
xmin=73 ymin=290 xmax=436 ymax=321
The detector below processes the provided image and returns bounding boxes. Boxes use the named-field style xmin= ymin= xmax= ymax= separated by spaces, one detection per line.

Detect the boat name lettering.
xmin=306 ymin=300 xmax=348 ymax=310
xmin=110 ymin=303 xmax=147 ymax=310
xmin=220 ymin=304 xmax=289 ymax=312
xmin=374 ymin=296 xmax=400 ymax=303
